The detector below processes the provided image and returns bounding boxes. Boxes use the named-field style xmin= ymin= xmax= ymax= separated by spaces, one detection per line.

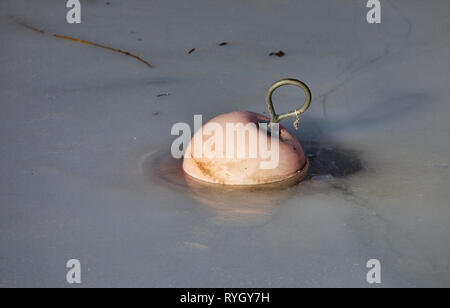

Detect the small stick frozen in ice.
xmin=14 ymin=18 xmax=153 ymax=69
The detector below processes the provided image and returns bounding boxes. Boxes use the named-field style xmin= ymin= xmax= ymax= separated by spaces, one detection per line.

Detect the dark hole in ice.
xmin=302 ymin=141 xmax=363 ymax=179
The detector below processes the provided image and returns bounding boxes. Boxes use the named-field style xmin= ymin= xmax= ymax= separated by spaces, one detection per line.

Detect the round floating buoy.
xmin=183 ymin=79 xmax=312 ymax=186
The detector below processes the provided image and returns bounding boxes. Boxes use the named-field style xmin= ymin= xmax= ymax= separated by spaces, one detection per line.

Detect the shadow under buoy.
xmin=140 ymin=142 xmax=363 ymax=225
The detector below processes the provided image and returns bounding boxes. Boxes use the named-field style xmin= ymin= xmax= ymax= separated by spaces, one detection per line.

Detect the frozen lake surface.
xmin=0 ymin=0 xmax=449 ymax=287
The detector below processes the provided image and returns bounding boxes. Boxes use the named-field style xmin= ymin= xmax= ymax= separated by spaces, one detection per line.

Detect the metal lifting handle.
xmin=265 ymin=79 xmax=312 ymax=130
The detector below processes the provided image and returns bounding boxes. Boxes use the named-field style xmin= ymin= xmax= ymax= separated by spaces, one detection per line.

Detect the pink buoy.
xmin=183 ymin=79 xmax=312 ymax=186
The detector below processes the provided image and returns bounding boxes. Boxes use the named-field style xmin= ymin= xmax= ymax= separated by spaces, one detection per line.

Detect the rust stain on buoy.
xmin=183 ymin=79 xmax=312 ymax=186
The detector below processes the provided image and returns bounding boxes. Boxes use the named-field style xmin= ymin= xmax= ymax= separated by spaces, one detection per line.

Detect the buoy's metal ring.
xmin=265 ymin=78 xmax=312 ymax=124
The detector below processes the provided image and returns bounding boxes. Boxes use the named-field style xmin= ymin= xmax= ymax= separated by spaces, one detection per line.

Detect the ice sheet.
xmin=0 ymin=0 xmax=449 ymax=287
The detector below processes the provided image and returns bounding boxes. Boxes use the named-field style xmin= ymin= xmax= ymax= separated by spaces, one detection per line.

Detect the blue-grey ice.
xmin=0 ymin=0 xmax=449 ymax=287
